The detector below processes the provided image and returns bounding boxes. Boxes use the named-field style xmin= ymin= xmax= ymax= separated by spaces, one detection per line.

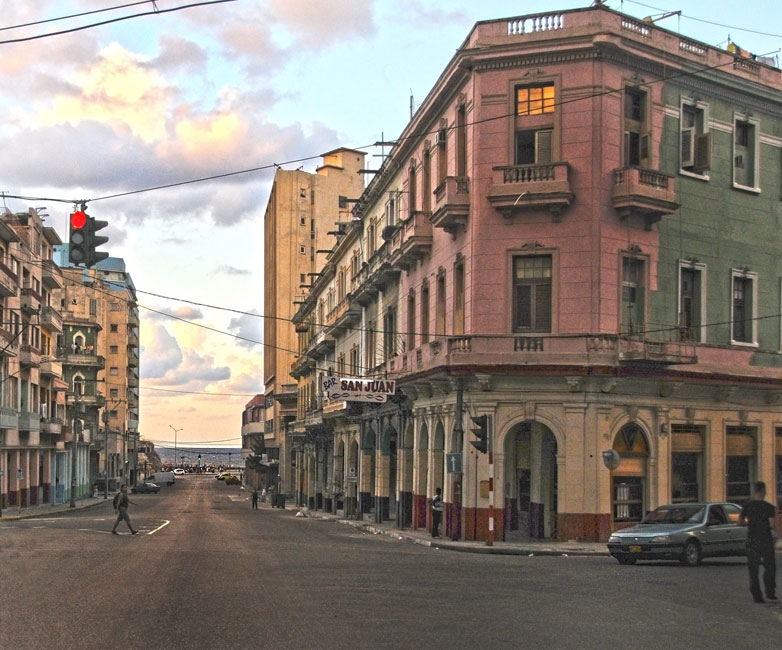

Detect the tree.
xmin=244 ymin=437 xmax=267 ymax=485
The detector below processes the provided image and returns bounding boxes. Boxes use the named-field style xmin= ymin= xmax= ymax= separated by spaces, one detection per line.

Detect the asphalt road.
xmin=1 ymin=475 xmax=780 ymax=650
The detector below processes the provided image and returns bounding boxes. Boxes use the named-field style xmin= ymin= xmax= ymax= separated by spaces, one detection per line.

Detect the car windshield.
xmin=641 ymin=505 xmax=705 ymax=524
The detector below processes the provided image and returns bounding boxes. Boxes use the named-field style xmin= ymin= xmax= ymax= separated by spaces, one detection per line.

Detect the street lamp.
xmin=169 ymin=425 xmax=182 ymax=468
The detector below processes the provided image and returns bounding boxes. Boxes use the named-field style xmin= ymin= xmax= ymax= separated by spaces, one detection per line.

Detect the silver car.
xmin=607 ymin=502 xmax=747 ymax=566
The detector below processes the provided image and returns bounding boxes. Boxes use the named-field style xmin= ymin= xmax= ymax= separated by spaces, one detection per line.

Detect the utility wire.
xmin=0 ymin=1 xmax=153 ymax=33
xmin=0 ymin=0 xmax=238 ymax=45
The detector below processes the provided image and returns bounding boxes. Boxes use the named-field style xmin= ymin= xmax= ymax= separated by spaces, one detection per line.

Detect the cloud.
xmin=150 ymin=35 xmax=208 ymax=72
xmin=140 ymin=324 xmax=183 ymax=378
xmin=225 ymin=372 xmax=264 ymax=394
xmin=396 ymin=1 xmax=468 ymax=24
xmin=227 ymin=310 xmax=263 ymax=348
xmin=216 ymin=265 xmax=250 ymax=275
xmin=145 ymin=305 xmax=204 ymax=321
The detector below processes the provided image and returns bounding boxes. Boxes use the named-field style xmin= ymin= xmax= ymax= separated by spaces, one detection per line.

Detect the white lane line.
xmin=32 ymin=526 xmax=45 ymax=529
xmin=147 ymin=520 xmax=170 ymax=535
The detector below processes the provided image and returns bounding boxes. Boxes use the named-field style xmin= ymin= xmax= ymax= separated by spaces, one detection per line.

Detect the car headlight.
xmin=608 ymin=535 xmax=620 ymax=543
xmin=651 ymin=535 xmax=670 ymax=543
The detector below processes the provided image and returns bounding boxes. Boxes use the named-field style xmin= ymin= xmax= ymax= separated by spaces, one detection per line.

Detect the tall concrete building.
xmin=291 ymin=5 xmax=782 ymax=544
xmin=263 ymin=148 xmax=365 ymax=494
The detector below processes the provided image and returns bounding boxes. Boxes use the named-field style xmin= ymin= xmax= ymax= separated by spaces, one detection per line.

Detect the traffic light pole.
xmin=487 ymin=416 xmax=494 ymax=547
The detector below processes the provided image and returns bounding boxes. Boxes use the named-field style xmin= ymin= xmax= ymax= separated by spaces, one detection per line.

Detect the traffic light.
xmin=470 ymin=415 xmax=488 ymax=454
xmin=86 ymin=216 xmax=109 ymax=267
xmin=69 ymin=208 xmax=88 ymax=265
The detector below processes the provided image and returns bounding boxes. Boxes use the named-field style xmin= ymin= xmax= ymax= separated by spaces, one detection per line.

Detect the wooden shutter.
xmin=534 ymin=282 xmax=552 ymax=331
xmin=694 ymin=132 xmax=712 ymax=173
xmin=640 ymin=133 xmax=650 ymax=162
xmin=535 ymin=130 xmax=553 ymax=164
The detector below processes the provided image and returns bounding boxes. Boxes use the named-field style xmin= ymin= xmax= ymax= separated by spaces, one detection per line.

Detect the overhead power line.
xmin=0 ymin=0 xmax=238 ymax=45
xmin=0 ymin=1 xmax=152 ymax=33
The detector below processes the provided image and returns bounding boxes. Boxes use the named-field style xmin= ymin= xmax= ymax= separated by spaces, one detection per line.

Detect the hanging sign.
xmin=324 ymin=376 xmax=396 ymax=403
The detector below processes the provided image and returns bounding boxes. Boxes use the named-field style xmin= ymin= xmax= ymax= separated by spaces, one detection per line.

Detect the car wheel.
xmin=681 ymin=540 xmax=702 ymax=566
xmin=616 ymin=555 xmax=636 ymax=565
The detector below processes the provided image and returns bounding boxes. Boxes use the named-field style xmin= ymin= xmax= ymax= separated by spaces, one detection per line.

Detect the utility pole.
xmin=103 ymin=410 xmax=110 ymax=499
xmin=169 ymin=425 xmax=182 ymax=468
xmin=70 ymin=410 xmax=81 ymax=508
xmin=487 ymin=415 xmax=495 ymax=547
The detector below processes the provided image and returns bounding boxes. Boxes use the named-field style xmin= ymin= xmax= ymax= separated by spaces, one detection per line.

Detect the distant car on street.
xmin=131 ymin=482 xmax=160 ymax=494
xmin=224 ymin=475 xmax=241 ymax=486
xmin=607 ymin=502 xmax=748 ymax=566
xmin=215 ymin=472 xmax=232 ymax=480
xmin=173 ymin=468 xmax=186 ymax=475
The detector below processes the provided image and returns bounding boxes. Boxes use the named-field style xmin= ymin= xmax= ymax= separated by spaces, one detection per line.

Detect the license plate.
xmin=628 ymin=545 xmax=642 ymax=553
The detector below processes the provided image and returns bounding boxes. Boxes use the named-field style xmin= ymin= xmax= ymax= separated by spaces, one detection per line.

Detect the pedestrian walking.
xmin=252 ymin=488 xmax=259 ymax=510
xmin=431 ymin=487 xmax=443 ymax=538
xmin=111 ymin=485 xmax=138 ymax=535
xmin=261 ymin=487 xmax=267 ymax=503
xmin=739 ymin=481 xmax=777 ymax=603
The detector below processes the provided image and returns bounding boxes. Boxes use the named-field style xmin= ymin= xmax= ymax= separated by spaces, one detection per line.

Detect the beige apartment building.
xmin=0 ymin=208 xmax=72 ymax=508
xmin=263 ymin=148 xmax=365 ymax=493
xmin=54 ymin=257 xmax=140 ymax=489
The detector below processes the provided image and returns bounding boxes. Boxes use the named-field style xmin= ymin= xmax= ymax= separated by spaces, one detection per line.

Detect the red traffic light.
xmin=71 ymin=210 xmax=87 ymax=229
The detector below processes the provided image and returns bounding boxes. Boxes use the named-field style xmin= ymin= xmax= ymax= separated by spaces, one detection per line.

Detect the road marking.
xmin=147 ymin=520 xmax=170 ymax=535
xmin=32 ymin=526 xmax=45 ymax=529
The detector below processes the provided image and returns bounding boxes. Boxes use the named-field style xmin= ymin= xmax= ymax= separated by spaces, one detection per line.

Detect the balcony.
xmin=57 ymin=348 xmax=105 ymax=369
xmin=274 ymin=383 xmax=299 ymax=410
xmin=382 ymin=333 xmax=697 ymax=376
xmin=41 ymin=259 xmax=64 ymax=289
xmin=290 ymin=354 xmax=316 ymax=379
xmin=66 ymin=392 xmax=106 ymax=408
xmin=431 ymin=176 xmax=470 ymax=235
xmin=352 ymin=246 xmax=398 ymax=306
xmin=127 ymin=331 xmax=139 ymax=347
xmin=0 ymin=406 xmax=18 ymax=429
xmin=129 ymin=309 xmax=140 ymax=327
xmin=241 ymin=420 xmax=265 ymax=437
xmin=40 ymin=417 xmax=63 ymax=435
xmin=21 ymin=285 xmax=42 ymax=315
xmin=128 ymin=368 xmax=139 ymax=388
xmin=0 ymin=260 xmax=18 ymax=297
xmin=128 ymin=348 xmax=139 ymax=367
xmin=40 ymin=357 xmax=63 ymax=379
xmin=307 ymin=328 xmax=335 ymax=359
xmin=18 ymin=410 xmax=41 ymax=432
xmin=489 ymin=163 xmax=573 ymax=221
xmin=612 ymin=167 xmax=679 ymax=229
xmin=40 ymin=306 xmax=63 ymax=333
xmin=19 ymin=344 xmax=42 ymax=368
xmin=325 ymin=296 xmax=361 ymax=336
xmin=388 ymin=211 xmax=433 ymax=271
xmin=0 ymin=328 xmax=19 ymax=357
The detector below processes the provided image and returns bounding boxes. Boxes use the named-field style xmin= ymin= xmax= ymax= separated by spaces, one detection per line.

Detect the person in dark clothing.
xmin=251 ymin=489 xmax=259 ymax=510
xmin=431 ymin=487 xmax=443 ymax=538
xmin=111 ymin=485 xmax=138 ymax=535
xmin=739 ymin=481 xmax=777 ymax=603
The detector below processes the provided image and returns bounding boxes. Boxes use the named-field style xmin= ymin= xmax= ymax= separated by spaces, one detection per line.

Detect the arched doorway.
xmin=414 ymin=422 xmax=429 ymax=528
xmin=360 ymin=428 xmax=375 ymax=517
xmin=611 ymin=423 xmax=649 ymax=526
xmin=347 ymin=439 xmax=359 ymax=517
xmin=381 ymin=424 xmax=398 ymax=522
xmin=335 ymin=440 xmax=345 ymax=514
xmin=400 ymin=421 xmax=414 ymax=527
xmin=504 ymin=421 xmax=558 ymax=539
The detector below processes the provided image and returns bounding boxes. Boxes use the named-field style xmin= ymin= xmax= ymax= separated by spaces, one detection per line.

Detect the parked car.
xmin=173 ymin=468 xmax=186 ymax=475
xmin=148 ymin=472 xmax=175 ymax=486
xmin=607 ymin=502 xmax=748 ymax=566
xmin=224 ymin=475 xmax=241 ymax=486
xmin=131 ymin=482 xmax=160 ymax=494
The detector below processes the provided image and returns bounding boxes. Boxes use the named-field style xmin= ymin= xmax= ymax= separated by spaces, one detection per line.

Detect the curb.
xmin=290 ymin=506 xmax=610 ymax=556
xmin=0 ymin=498 xmax=108 ymax=521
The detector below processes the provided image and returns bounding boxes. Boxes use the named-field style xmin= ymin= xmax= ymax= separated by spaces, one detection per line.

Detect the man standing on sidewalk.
xmin=111 ymin=485 xmax=138 ymax=535
xmin=252 ymin=488 xmax=259 ymax=510
xmin=431 ymin=487 xmax=443 ymax=538
xmin=739 ymin=481 xmax=777 ymax=603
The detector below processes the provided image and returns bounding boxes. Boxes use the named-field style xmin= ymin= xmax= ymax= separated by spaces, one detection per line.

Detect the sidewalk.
xmin=0 ymin=495 xmax=109 ymax=521
xmin=280 ymin=502 xmax=609 ymax=556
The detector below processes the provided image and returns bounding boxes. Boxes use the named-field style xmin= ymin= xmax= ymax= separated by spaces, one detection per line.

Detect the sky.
xmin=1 ymin=0 xmax=780 ymax=449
